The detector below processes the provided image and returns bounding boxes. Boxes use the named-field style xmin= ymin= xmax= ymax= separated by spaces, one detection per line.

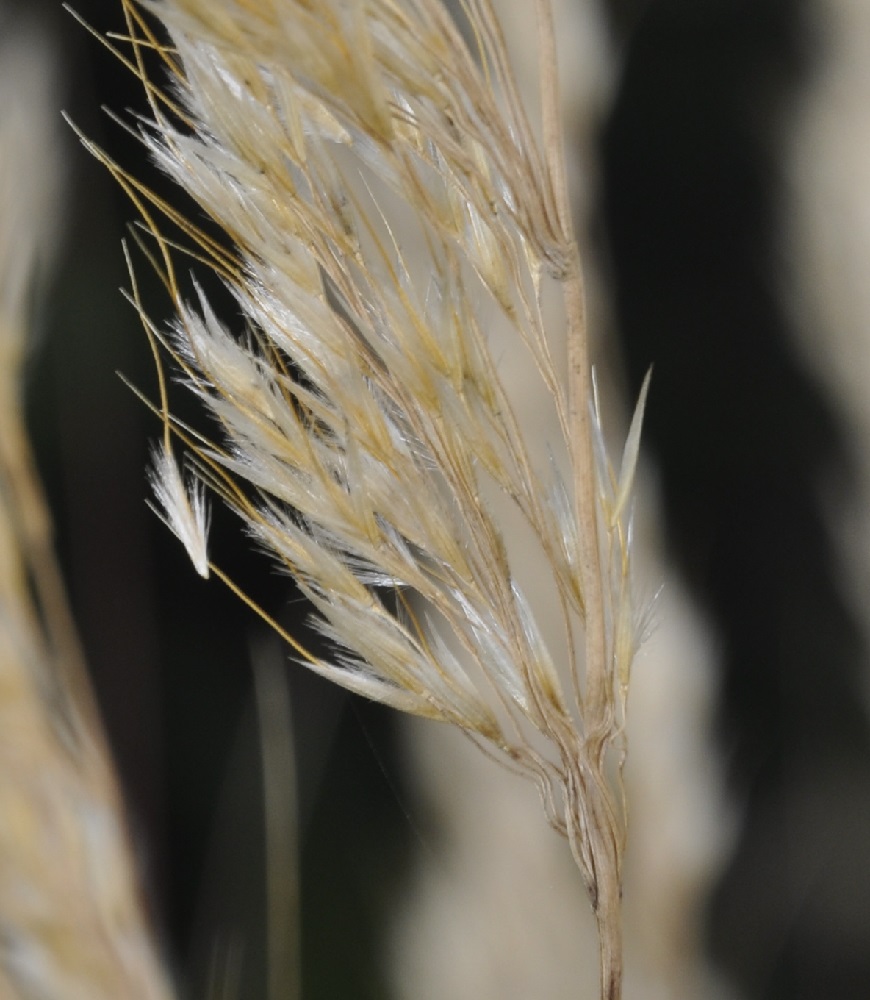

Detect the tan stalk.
xmin=536 ymin=2 xmax=623 ymax=995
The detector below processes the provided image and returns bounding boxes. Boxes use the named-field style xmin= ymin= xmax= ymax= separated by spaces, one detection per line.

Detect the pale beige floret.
xmin=147 ymin=442 xmax=211 ymax=578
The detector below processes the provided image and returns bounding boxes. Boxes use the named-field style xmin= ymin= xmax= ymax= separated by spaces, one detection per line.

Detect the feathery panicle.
xmin=93 ymin=1 xmax=650 ymax=995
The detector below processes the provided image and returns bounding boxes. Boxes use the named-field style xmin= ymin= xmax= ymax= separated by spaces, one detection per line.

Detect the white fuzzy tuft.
xmin=147 ymin=445 xmax=210 ymax=578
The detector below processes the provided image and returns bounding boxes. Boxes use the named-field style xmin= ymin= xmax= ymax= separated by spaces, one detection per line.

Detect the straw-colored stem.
xmin=536 ymin=3 xmax=621 ymax=996
xmin=587 ymin=777 xmax=624 ymax=1000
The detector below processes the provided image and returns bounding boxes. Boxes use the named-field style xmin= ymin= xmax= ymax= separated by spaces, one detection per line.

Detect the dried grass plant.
xmin=77 ymin=1 xmax=653 ymax=996
xmin=0 ymin=14 xmax=174 ymax=1000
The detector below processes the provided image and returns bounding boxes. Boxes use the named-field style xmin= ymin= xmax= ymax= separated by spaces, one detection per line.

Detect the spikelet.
xmin=0 ymin=16 xmax=174 ymax=1000
xmin=148 ymin=441 xmax=210 ymax=578
xmin=89 ymin=1 xmax=651 ymax=995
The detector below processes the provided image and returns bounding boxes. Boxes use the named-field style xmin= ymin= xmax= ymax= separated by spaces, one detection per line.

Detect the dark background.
xmin=4 ymin=1 xmax=870 ymax=997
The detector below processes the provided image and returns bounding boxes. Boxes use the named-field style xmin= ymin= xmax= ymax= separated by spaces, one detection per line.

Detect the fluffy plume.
xmin=89 ymin=1 xmax=651 ymax=994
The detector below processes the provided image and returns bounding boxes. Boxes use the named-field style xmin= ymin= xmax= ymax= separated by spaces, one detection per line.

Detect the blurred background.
xmin=2 ymin=0 xmax=870 ymax=997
